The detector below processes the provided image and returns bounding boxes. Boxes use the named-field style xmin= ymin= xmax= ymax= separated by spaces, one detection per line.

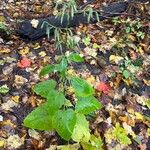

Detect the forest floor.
xmin=0 ymin=0 xmax=150 ymax=150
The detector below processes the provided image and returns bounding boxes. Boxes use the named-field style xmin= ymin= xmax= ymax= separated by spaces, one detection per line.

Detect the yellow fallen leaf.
xmin=128 ymin=108 xmax=135 ymax=115
xmin=39 ymin=51 xmax=46 ymax=57
xmin=0 ymin=48 xmax=11 ymax=54
xmin=0 ymin=16 xmax=5 ymax=22
xmin=127 ymin=35 xmax=136 ymax=41
xmin=33 ymin=43 xmax=41 ymax=49
xmin=67 ymin=69 xmax=76 ymax=76
xmin=2 ymin=120 xmax=16 ymax=128
xmin=122 ymin=78 xmax=133 ymax=86
xmin=11 ymin=96 xmax=19 ymax=103
xmin=86 ymin=75 xmax=96 ymax=86
xmin=0 ymin=140 xmax=5 ymax=147
xmin=147 ymin=128 xmax=150 ymax=137
xmin=66 ymin=86 xmax=74 ymax=94
xmin=135 ymin=112 xmax=144 ymax=120
xmin=137 ymin=47 xmax=144 ymax=56
xmin=119 ymin=116 xmax=128 ymax=122
xmin=109 ymin=55 xmax=124 ymax=64
xmin=19 ymin=47 xmax=29 ymax=55
xmin=143 ymin=79 xmax=150 ymax=86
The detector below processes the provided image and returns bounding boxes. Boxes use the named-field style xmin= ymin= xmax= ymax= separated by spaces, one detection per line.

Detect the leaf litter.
xmin=0 ymin=0 xmax=150 ymax=149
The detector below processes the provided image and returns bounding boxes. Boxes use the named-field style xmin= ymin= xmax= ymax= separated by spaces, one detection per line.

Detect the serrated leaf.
xmin=68 ymin=53 xmax=84 ymax=63
xmin=33 ymin=80 xmax=56 ymax=98
xmin=71 ymin=77 xmax=94 ymax=97
xmin=40 ymin=64 xmax=55 ymax=76
xmin=75 ymin=96 xmax=102 ymax=115
xmin=23 ymin=103 xmax=55 ymax=130
xmin=53 ymin=109 xmax=76 ymax=140
xmin=72 ymin=114 xmax=90 ymax=142
xmin=47 ymin=90 xmax=65 ymax=109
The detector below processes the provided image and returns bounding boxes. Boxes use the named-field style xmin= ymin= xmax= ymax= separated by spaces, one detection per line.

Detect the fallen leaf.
xmin=17 ymin=57 xmax=31 ymax=68
xmin=28 ymin=129 xmax=41 ymax=140
xmin=14 ymin=75 xmax=28 ymax=86
xmin=135 ymin=112 xmax=144 ymax=121
xmin=19 ymin=47 xmax=29 ymax=55
xmin=39 ymin=51 xmax=46 ymax=57
xmin=6 ymin=135 xmax=24 ymax=149
xmin=96 ymin=82 xmax=111 ymax=94
xmin=123 ymin=122 xmax=136 ymax=138
xmin=86 ymin=75 xmax=96 ymax=86
xmin=84 ymin=47 xmax=97 ymax=57
xmin=0 ymin=47 xmax=11 ymax=54
xmin=0 ymin=85 xmax=9 ymax=94
xmin=0 ymin=140 xmax=5 ymax=147
xmin=31 ymin=19 xmax=39 ymax=28
xmin=11 ymin=96 xmax=20 ymax=103
xmin=109 ymin=55 xmax=124 ymax=64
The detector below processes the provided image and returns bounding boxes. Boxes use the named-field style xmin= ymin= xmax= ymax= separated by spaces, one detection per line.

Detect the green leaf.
xmin=123 ymin=70 xmax=130 ymax=79
xmin=125 ymin=27 xmax=131 ymax=33
xmin=81 ymin=135 xmax=103 ymax=150
xmin=0 ymin=85 xmax=9 ymax=94
xmin=112 ymin=123 xmax=132 ymax=145
xmin=47 ymin=90 xmax=65 ymax=109
xmin=72 ymin=113 xmax=90 ymax=142
xmin=56 ymin=57 xmax=68 ymax=72
xmin=75 ymin=96 xmax=102 ymax=115
xmin=82 ymin=36 xmax=91 ymax=46
xmin=92 ymin=43 xmax=100 ymax=49
xmin=33 ymin=80 xmax=56 ymax=98
xmin=53 ymin=109 xmax=76 ymax=140
xmin=146 ymin=100 xmax=150 ymax=109
xmin=68 ymin=53 xmax=84 ymax=63
xmin=23 ymin=103 xmax=55 ymax=130
xmin=40 ymin=64 xmax=55 ymax=76
xmin=71 ymin=77 xmax=94 ymax=97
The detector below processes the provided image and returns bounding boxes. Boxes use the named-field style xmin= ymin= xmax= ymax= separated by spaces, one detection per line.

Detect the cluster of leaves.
xmin=41 ymin=0 xmax=100 ymax=51
xmin=112 ymin=17 xmax=145 ymax=39
xmin=41 ymin=21 xmax=78 ymax=50
xmin=119 ymin=57 xmax=143 ymax=82
xmin=24 ymin=53 xmax=103 ymax=149
xmin=54 ymin=0 xmax=77 ymax=23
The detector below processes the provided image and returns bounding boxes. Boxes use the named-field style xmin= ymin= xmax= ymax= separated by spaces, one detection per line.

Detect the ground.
xmin=0 ymin=0 xmax=150 ymax=150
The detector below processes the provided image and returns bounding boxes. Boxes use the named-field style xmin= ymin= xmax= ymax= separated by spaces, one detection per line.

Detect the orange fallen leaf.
xmin=96 ymin=82 xmax=111 ymax=94
xmin=17 ymin=57 xmax=31 ymax=68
